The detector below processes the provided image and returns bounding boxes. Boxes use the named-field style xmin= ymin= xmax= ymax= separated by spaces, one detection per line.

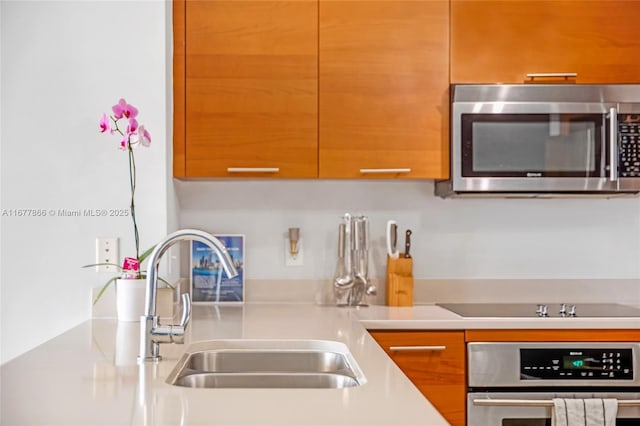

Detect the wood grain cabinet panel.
xmin=451 ymin=0 xmax=640 ymax=84
xmin=319 ymin=0 xmax=450 ymax=179
xmin=175 ymin=0 xmax=450 ymax=179
xmin=370 ymin=331 xmax=466 ymax=426
xmin=181 ymin=0 xmax=318 ymax=178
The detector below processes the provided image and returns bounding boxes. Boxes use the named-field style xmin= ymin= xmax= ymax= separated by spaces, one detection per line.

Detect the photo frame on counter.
xmin=190 ymin=234 xmax=245 ymax=304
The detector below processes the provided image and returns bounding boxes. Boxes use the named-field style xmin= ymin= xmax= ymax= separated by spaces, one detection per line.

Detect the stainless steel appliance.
xmin=467 ymin=342 xmax=640 ymax=425
xmin=435 ymin=84 xmax=640 ymax=198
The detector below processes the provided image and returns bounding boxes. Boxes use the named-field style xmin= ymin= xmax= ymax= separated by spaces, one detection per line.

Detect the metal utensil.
xmin=404 ymin=229 xmax=412 ymax=258
xmin=349 ymin=216 xmax=372 ymax=306
xmin=334 ymin=215 xmax=353 ymax=289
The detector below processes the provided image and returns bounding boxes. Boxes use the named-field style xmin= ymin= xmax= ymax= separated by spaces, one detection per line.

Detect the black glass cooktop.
xmin=437 ymin=303 xmax=640 ymax=318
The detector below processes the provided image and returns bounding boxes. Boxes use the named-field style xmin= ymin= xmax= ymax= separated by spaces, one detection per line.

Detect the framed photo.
xmin=191 ymin=234 xmax=245 ymax=304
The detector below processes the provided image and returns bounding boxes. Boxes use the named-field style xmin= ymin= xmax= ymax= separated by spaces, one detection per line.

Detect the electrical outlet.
xmin=96 ymin=237 xmax=119 ymax=272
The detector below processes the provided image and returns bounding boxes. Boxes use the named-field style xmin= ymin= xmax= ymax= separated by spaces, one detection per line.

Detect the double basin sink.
xmin=166 ymin=339 xmax=366 ymax=389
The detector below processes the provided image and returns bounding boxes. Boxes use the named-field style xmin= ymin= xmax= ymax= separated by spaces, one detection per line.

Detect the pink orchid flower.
xmin=112 ymin=98 xmax=139 ymax=120
xmin=127 ymin=118 xmax=139 ymax=135
xmin=138 ymin=125 xmax=151 ymax=147
xmin=99 ymin=113 xmax=110 ymax=133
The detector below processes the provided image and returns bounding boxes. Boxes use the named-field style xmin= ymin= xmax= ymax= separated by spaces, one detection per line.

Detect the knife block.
xmin=385 ymin=255 xmax=413 ymax=307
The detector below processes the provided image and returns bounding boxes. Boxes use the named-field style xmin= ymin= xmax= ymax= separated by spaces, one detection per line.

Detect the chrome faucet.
xmin=138 ymin=229 xmax=239 ymax=362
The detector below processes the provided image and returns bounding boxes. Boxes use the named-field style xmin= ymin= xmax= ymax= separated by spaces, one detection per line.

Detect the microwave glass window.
xmin=472 ymin=121 xmax=596 ymax=172
xmin=462 ymin=114 xmax=604 ymax=177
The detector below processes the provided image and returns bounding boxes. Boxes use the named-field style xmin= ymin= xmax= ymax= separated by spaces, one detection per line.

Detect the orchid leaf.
xmin=82 ymin=263 xmax=123 ymax=271
xmin=138 ymin=245 xmax=155 ymax=264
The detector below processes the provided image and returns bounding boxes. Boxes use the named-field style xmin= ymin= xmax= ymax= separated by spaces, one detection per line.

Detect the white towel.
xmin=552 ymin=398 xmax=618 ymax=426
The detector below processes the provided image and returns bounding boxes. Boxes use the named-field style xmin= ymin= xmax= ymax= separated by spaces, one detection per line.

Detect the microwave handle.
xmin=609 ymin=107 xmax=618 ymax=182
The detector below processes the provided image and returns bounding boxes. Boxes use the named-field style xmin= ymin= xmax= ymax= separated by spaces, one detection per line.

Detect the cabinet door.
xmin=179 ymin=0 xmax=318 ymax=178
xmin=451 ymin=0 xmax=640 ymax=84
xmin=370 ymin=331 xmax=466 ymax=426
xmin=319 ymin=1 xmax=449 ymax=179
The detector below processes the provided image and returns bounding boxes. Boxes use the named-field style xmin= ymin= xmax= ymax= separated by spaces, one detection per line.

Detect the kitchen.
xmin=2 ymin=1 xmax=640 ymax=425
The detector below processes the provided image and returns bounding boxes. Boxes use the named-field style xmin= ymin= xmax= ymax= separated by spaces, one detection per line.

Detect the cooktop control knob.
xmin=536 ymin=304 xmax=548 ymax=317
xmin=559 ymin=303 xmax=567 ymax=316
xmin=568 ymin=305 xmax=577 ymax=317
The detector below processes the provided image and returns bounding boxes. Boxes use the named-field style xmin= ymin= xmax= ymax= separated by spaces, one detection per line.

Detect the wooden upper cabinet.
xmin=451 ymin=0 xmax=640 ymax=84
xmin=370 ymin=331 xmax=466 ymax=426
xmin=178 ymin=0 xmax=318 ymax=178
xmin=319 ymin=1 xmax=450 ymax=179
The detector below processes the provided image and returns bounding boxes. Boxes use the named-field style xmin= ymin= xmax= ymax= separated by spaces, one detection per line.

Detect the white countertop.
xmin=0 ymin=304 xmax=447 ymax=426
xmin=2 ymin=303 xmax=639 ymax=426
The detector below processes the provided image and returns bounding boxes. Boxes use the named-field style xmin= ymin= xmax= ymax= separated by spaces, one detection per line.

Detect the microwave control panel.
xmin=619 ymin=114 xmax=640 ymax=177
xmin=520 ymin=348 xmax=634 ymax=380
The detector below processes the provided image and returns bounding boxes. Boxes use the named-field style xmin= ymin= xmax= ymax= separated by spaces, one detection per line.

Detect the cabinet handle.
xmin=359 ymin=168 xmax=411 ymax=174
xmin=227 ymin=167 xmax=280 ymax=173
xmin=526 ymin=72 xmax=577 ymax=80
xmin=389 ymin=345 xmax=447 ymax=352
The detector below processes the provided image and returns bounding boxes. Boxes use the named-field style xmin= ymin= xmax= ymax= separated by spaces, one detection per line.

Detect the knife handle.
xmin=386 ymin=220 xmax=399 ymax=258
xmin=404 ymin=229 xmax=412 ymax=258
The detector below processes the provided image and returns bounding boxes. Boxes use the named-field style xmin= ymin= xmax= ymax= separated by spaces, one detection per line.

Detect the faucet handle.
xmin=179 ymin=293 xmax=191 ymax=329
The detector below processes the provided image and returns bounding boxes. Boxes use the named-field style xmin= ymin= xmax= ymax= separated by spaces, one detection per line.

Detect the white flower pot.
xmin=115 ymin=278 xmax=147 ymax=322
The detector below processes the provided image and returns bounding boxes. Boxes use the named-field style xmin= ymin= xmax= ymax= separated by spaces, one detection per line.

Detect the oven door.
xmin=468 ymin=392 xmax=640 ymax=426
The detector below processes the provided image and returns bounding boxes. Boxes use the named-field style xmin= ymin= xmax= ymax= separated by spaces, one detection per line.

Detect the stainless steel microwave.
xmin=435 ymin=84 xmax=640 ymax=198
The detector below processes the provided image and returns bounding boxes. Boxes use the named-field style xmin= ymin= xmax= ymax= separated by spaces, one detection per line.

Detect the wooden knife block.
xmin=385 ymin=255 xmax=413 ymax=306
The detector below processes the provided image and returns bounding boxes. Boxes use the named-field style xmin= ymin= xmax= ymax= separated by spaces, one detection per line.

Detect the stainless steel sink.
xmin=166 ymin=339 xmax=366 ymax=389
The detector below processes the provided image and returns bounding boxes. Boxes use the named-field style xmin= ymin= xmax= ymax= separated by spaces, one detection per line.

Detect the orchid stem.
xmin=128 ymin=139 xmax=140 ymax=274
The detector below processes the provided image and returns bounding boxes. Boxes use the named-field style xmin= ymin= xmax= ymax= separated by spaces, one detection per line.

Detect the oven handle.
xmin=473 ymin=399 xmax=640 ymax=407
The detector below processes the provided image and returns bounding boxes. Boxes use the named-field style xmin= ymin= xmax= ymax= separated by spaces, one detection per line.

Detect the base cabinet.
xmin=370 ymin=331 xmax=466 ymax=426
xmin=370 ymin=329 xmax=640 ymax=426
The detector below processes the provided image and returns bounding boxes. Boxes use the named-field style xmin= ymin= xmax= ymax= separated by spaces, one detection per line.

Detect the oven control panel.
xmin=520 ymin=348 xmax=634 ymax=380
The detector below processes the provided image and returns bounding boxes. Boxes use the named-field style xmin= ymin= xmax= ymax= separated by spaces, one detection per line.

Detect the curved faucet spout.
xmin=144 ymin=229 xmax=238 ymax=317
xmin=139 ymin=229 xmax=239 ymax=362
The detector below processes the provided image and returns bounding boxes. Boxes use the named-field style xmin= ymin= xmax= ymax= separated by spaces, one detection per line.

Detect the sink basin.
xmin=166 ymin=339 xmax=366 ymax=389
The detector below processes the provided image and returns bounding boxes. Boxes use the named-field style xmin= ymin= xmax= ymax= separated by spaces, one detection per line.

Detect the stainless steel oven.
xmin=467 ymin=342 xmax=640 ymax=425
xmin=435 ymin=84 xmax=640 ymax=198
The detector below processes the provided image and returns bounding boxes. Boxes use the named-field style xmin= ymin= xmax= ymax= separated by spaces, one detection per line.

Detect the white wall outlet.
xmin=285 ymin=238 xmax=304 ymax=266
xmin=96 ymin=237 xmax=119 ymax=272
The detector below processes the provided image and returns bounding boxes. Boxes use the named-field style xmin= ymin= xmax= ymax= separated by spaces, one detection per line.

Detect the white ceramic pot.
xmin=115 ymin=278 xmax=147 ymax=322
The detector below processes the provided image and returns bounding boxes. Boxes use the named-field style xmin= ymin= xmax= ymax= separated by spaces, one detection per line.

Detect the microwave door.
xmin=455 ymin=110 xmax=619 ymax=193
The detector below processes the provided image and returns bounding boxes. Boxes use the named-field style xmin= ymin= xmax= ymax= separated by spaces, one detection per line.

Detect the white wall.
xmin=0 ymin=0 xmax=171 ymax=364
xmin=178 ymin=180 xmax=640 ymax=281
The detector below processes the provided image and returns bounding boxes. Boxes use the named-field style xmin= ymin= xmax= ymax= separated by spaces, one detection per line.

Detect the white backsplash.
xmin=176 ymin=180 xmax=640 ymax=283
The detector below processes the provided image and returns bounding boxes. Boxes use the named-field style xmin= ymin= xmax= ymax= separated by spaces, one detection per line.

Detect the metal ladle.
xmin=334 ymin=214 xmax=353 ymax=289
